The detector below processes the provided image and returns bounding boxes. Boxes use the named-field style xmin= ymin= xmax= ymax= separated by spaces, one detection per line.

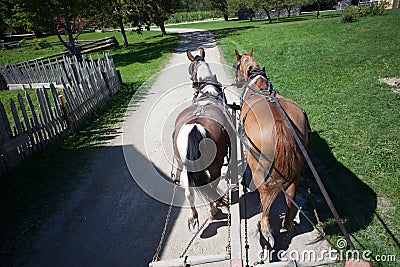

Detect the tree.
xmin=228 ymin=0 xmax=257 ymax=21
xmin=211 ymin=0 xmax=229 ymax=21
xmin=148 ymin=0 xmax=175 ymax=36
xmin=4 ymin=0 xmax=53 ymax=35
xmin=281 ymin=0 xmax=311 ymax=18
xmin=259 ymin=0 xmax=280 ymax=23
xmin=52 ymin=0 xmax=114 ymax=56
xmin=125 ymin=0 xmax=175 ymax=37
xmin=113 ymin=0 xmax=128 ymax=47
xmin=4 ymin=0 xmax=114 ymax=56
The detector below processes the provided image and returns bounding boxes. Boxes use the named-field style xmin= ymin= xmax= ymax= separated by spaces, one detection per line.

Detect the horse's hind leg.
xmin=207 ymin=165 xmax=223 ymax=219
xmin=281 ymin=182 xmax=296 ymax=232
xmin=182 ymin=170 xmax=199 ymax=233
xmin=260 ymin=183 xmax=280 ymax=248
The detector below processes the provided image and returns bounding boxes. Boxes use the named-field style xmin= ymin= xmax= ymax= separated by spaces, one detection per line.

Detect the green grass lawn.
xmin=214 ymin=10 xmax=399 ymax=266
xmin=0 ymin=30 xmax=180 ymax=265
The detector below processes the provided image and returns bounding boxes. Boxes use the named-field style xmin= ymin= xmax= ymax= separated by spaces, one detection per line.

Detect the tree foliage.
xmin=228 ymin=0 xmax=321 ymax=21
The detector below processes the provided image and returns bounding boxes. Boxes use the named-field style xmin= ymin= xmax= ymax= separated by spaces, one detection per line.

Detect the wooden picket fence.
xmin=0 ymin=52 xmax=120 ymax=176
xmin=0 ymin=37 xmax=119 ymax=90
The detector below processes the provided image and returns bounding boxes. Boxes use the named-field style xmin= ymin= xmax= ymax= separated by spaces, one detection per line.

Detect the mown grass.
xmin=166 ymin=10 xmax=343 ymax=30
xmin=173 ymin=8 xmax=399 ymax=266
xmin=208 ymin=10 xmax=399 ymax=266
xmin=0 ymin=30 xmax=180 ymax=264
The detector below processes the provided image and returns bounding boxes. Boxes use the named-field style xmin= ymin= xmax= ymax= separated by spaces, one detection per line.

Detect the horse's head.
xmin=187 ymin=48 xmax=222 ymax=100
xmin=233 ymin=48 xmax=264 ymax=88
xmin=187 ymin=48 xmax=216 ymax=86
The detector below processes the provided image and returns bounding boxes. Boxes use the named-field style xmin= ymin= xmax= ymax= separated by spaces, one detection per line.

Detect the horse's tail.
xmin=273 ymin=120 xmax=305 ymax=184
xmin=177 ymin=123 xmax=209 ymax=187
xmin=186 ymin=124 xmax=210 ymax=187
xmin=177 ymin=123 xmax=225 ymax=204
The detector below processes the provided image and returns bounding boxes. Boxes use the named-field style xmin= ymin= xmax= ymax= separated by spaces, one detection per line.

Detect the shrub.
xmin=32 ymin=37 xmax=51 ymax=49
xmin=18 ymin=39 xmax=26 ymax=47
xmin=342 ymin=5 xmax=360 ymax=23
xmin=365 ymin=1 xmax=388 ymax=16
xmin=341 ymin=2 xmax=388 ymax=23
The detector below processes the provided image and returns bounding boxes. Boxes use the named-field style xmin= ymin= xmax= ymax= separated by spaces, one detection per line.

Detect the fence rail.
xmin=0 ymin=52 xmax=120 ymax=176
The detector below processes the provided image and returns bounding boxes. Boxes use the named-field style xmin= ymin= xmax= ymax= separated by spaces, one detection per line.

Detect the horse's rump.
xmin=173 ymin=102 xmax=231 ymax=180
xmin=241 ymin=96 xmax=309 ymax=187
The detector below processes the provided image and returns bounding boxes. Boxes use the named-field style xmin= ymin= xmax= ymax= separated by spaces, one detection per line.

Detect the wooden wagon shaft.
xmin=228 ymin=109 xmax=243 ymax=267
xmin=149 ymin=253 xmax=230 ymax=267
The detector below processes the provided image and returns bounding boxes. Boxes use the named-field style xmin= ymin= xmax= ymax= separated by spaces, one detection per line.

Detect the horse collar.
xmin=248 ymin=70 xmax=267 ymax=81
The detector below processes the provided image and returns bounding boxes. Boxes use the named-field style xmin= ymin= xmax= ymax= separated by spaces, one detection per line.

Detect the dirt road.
xmin=15 ymin=29 xmax=333 ymax=267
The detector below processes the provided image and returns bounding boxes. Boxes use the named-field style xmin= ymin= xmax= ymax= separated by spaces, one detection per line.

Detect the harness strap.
xmin=275 ymin=98 xmax=356 ymax=251
xmin=235 ymin=62 xmax=353 ymax=255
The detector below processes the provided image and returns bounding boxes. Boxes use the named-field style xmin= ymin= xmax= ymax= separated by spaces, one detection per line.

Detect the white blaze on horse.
xmin=234 ymin=49 xmax=310 ymax=248
xmin=172 ymin=48 xmax=231 ymax=233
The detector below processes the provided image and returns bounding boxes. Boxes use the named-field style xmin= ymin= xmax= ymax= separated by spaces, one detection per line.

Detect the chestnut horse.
xmin=172 ymin=48 xmax=231 ymax=233
xmin=234 ymin=49 xmax=309 ymax=247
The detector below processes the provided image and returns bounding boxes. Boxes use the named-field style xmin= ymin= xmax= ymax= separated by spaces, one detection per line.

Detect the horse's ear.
xmin=187 ymin=50 xmax=195 ymax=62
xmin=235 ymin=50 xmax=241 ymax=60
xmin=262 ymin=66 xmax=265 ymax=72
xmin=248 ymin=48 xmax=253 ymax=57
xmin=199 ymin=47 xmax=205 ymax=59
xmin=213 ymin=74 xmax=218 ymax=82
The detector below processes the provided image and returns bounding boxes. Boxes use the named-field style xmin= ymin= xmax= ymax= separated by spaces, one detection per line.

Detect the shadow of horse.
xmin=307 ymin=131 xmax=377 ymax=236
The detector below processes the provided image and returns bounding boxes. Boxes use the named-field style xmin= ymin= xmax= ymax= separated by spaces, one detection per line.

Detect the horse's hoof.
xmin=265 ymin=234 xmax=275 ymax=248
xmin=281 ymin=220 xmax=294 ymax=233
xmin=259 ymin=221 xmax=275 ymax=248
xmin=209 ymin=206 xmax=218 ymax=219
xmin=188 ymin=217 xmax=199 ymax=234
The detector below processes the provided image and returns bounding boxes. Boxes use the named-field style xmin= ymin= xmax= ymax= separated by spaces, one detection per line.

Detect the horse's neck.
xmin=243 ymin=74 xmax=282 ymax=100
xmin=197 ymin=85 xmax=225 ymax=103
xmin=197 ymin=63 xmax=213 ymax=81
xmin=253 ymin=76 xmax=270 ymax=90
xmin=201 ymin=84 xmax=219 ymax=96
xmin=246 ymin=73 xmax=270 ymax=90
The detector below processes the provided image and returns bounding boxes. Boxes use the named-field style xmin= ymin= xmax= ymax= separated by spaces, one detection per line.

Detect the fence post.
xmin=101 ymin=71 xmax=114 ymax=97
xmin=58 ymin=95 xmax=73 ymax=131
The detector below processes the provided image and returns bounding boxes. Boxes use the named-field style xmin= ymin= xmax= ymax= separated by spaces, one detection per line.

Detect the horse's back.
xmin=241 ymin=95 xmax=309 ymax=184
xmin=175 ymin=101 xmax=231 ymax=136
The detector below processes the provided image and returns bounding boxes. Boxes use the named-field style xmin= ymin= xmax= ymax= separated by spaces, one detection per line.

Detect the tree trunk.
xmin=118 ymin=16 xmax=128 ymax=47
xmin=287 ymin=7 xmax=291 ymax=18
xmin=224 ymin=13 xmax=228 ymax=21
xmin=159 ymin=22 xmax=167 ymax=36
xmin=60 ymin=0 xmax=80 ymax=57
xmin=262 ymin=7 xmax=272 ymax=24
xmin=113 ymin=0 xmax=128 ymax=47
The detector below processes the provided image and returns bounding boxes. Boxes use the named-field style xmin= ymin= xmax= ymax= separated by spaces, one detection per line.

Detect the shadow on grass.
xmin=212 ymin=26 xmax=257 ymax=40
xmin=307 ymin=131 xmax=377 ymax=237
xmin=112 ymin=34 xmax=180 ymax=67
xmin=267 ymin=12 xmax=342 ymax=24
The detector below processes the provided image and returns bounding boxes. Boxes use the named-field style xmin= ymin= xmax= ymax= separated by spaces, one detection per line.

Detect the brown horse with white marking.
xmin=172 ymin=48 xmax=231 ymax=233
xmin=234 ymin=49 xmax=309 ymax=247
